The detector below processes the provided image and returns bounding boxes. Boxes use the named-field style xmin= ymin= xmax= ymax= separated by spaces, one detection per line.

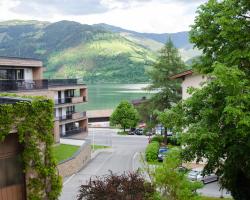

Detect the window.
xmin=16 ymin=69 xmax=24 ymax=80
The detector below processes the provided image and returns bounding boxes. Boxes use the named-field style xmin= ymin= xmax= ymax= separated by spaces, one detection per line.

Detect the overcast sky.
xmin=0 ymin=0 xmax=207 ymax=33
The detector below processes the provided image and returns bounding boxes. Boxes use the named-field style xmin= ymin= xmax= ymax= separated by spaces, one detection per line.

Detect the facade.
xmin=170 ymin=69 xmax=206 ymax=100
xmin=0 ymin=56 xmax=88 ymax=143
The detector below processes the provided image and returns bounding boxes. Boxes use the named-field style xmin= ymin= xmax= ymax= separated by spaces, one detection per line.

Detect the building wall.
xmin=24 ymin=68 xmax=33 ymax=80
xmin=182 ymin=74 xmax=206 ymax=100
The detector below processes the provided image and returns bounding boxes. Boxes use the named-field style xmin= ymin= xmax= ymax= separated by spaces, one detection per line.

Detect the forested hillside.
xmin=0 ymin=20 xmax=198 ymax=83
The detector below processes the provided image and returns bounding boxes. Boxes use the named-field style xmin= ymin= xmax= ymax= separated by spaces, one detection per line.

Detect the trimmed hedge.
xmin=145 ymin=141 xmax=160 ymax=162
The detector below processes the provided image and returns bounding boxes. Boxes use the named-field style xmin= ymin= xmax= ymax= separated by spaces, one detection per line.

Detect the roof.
xmin=170 ymin=69 xmax=193 ymax=79
xmin=0 ymin=56 xmax=43 ymax=67
xmin=87 ymin=109 xmax=113 ymax=118
xmin=0 ymin=96 xmax=31 ymax=104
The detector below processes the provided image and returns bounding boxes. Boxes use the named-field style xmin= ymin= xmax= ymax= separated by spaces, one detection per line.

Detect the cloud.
xmin=11 ymin=0 xmax=110 ymax=16
xmin=0 ymin=0 xmax=208 ymax=33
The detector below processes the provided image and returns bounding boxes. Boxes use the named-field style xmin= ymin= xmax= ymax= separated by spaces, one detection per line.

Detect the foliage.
xmin=148 ymin=148 xmax=203 ymax=200
xmin=167 ymin=136 xmax=180 ymax=146
xmin=0 ymin=94 xmax=62 ymax=199
xmin=151 ymin=135 xmax=164 ymax=143
xmin=201 ymin=197 xmax=232 ymax=200
xmin=147 ymin=38 xmax=186 ymax=110
xmin=145 ymin=141 xmax=160 ymax=162
xmin=168 ymin=1 xmax=250 ymax=199
xmin=190 ymin=0 xmax=250 ymax=74
xmin=110 ymin=101 xmax=140 ymax=132
xmin=52 ymin=144 xmax=79 ymax=163
xmin=77 ymin=171 xmax=158 ymax=200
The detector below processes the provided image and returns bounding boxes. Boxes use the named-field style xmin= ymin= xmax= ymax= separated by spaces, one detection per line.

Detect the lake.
xmin=77 ymin=83 xmax=153 ymax=111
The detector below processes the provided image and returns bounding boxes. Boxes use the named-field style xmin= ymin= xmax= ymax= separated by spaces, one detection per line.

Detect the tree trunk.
xmin=163 ymin=127 xmax=168 ymax=145
xmin=124 ymin=126 xmax=126 ymax=132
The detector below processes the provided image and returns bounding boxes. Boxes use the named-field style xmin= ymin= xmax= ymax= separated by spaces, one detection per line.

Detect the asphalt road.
xmin=60 ymin=128 xmax=231 ymax=199
xmin=59 ymin=128 xmax=148 ymax=200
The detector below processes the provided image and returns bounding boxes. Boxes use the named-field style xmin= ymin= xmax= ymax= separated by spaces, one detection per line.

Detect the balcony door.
xmin=0 ymin=133 xmax=26 ymax=200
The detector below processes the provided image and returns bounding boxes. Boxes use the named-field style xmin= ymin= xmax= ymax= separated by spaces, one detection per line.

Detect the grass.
xmin=91 ymin=144 xmax=110 ymax=151
xmin=201 ymin=197 xmax=232 ymax=200
xmin=52 ymin=144 xmax=80 ymax=163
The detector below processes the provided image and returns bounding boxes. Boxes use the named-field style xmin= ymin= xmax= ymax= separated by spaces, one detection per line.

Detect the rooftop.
xmin=0 ymin=96 xmax=31 ymax=104
xmin=0 ymin=56 xmax=43 ymax=67
xmin=170 ymin=69 xmax=193 ymax=79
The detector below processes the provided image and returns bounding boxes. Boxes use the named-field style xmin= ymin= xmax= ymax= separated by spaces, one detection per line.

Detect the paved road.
xmin=60 ymin=128 xmax=231 ymax=199
xmin=60 ymin=128 xmax=148 ymax=200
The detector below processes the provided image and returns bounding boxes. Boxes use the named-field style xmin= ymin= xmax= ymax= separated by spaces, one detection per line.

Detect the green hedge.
xmin=145 ymin=141 xmax=160 ymax=162
xmin=151 ymin=135 xmax=164 ymax=143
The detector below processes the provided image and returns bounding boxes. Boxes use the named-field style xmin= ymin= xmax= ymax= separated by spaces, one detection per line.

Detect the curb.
xmin=91 ymin=148 xmax=114 ymax=159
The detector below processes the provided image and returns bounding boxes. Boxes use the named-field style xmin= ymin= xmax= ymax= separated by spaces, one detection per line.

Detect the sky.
xmin=0 ymin=0 xmax=207 ymax=33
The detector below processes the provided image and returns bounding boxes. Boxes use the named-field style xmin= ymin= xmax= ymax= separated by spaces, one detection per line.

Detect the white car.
xmin=187 ymin=168 xmax=218 ymax=184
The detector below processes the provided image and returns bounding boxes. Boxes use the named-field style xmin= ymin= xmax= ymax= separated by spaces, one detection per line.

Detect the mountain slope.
xmin=0 ymin=20 xmax=157 ymax=83
xmin=94 ymin=23 xmax=200 ymax=61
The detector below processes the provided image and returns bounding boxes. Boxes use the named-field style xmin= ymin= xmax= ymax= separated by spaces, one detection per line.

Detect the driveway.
xmin=59 ymin=128 xmax=147 ymax=200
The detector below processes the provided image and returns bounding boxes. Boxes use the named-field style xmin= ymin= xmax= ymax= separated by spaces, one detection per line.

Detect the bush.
xmin=77 ymin=171 xmax=157 ymax=200
xmin=145 ymin=141 xmax=160 ymax=162
xmin=151 ymin=135 xmax=164 ymax=143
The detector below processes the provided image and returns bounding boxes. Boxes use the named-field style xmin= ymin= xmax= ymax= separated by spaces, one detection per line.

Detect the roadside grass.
xmin=52 ymin=144 xmax=80 ymax=164
xmin=201 ymin=197 xmax=232 ymax=200
xmin=91 ymin=144 xmax=110 ymax=151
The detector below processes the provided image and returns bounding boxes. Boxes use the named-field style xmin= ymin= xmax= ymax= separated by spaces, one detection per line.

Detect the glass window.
xmin=16 ymin=69 xmax=24 ymax=80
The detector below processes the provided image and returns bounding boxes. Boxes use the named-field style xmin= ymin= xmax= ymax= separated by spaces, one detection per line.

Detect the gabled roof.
xmin=170 ymin=69 xmax=193 ymax=79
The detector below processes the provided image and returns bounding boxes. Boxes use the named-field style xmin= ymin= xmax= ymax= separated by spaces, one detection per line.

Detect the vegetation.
xmin=147 ymin=148 xmax=203 ymax=200
xmin=0 ymin=94 xmax=62 ymax=199
xmin=145 ymin=141 xmax=160 ymax=162
xmin=158 ymin=1 xmax=250 ymax=200
xmin=201 ymin=197 xmax=232 ymax=200
xmin=77 ymin=171 xmax=158 ymax=200
xmin=110 ymin=101 xmax=140 ymax=132
xmin=52 ymin=144 xmax=80 ymax=163
xmin=91 ymin=144 xmax=110 ymax=151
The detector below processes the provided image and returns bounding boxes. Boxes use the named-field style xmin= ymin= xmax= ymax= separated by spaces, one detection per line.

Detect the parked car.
xmin=187 ymin=168 xmax=218 ymax=184
xmin=128 ymin=128 xmax=136 ymax=135
xmin=157 ymin=147 xmax=169 ymax=162
xmin=135 ymin=128 xmax=144 ymax=135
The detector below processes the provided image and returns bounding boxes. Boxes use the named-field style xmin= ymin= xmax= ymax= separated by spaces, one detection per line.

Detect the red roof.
xmin=170 ymin=69 xmax=193 ymax=79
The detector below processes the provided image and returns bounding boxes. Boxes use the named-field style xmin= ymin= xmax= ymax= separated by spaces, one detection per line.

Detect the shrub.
xmin=151 ymin=135 xmax=164 ymax=143
xmin=77 ymin=171 xmax=157 ymax=200
xmin=145 ymin=141 xmax=160 ymax=162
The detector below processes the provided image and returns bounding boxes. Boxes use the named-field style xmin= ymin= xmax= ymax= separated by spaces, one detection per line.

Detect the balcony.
xmin=72 ymin=111 xmax=86 ymax=120
xmin=54 ymin=98 xmax=72 ymax=105
xmin=61 ymin=127 xmax=86 ymax=136
xmin=57 ymin=114 xmax=73 ymax=121
xmin=0 ymin=79 xmax=86 ymax=92
xmin=0 ymin=80 xmax=48 ymax=91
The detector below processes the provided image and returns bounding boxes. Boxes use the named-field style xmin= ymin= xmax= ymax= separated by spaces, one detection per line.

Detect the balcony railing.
xmin=0 ymin=80 xmax=48 ymax=91
xmin=58 ymin=114 xmax=73 ymax=121
xmin=54 ymin=98 xmax=72 ymax=105
xmin=0 ymin=79 xmax=86 ymax=92
xmin=48 ymin=79 xmax=79 ymax=87
xmin=61 ymin=127 xmax=86 ymax=136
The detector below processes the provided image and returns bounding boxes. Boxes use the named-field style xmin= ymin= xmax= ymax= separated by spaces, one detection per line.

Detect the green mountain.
xmin=0 ymin=20 xmax=200 ymax=83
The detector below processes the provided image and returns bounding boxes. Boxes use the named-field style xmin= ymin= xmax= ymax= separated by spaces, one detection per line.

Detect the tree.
xmin=176 ymin=1 xmax=250 ymax=199
xmin=77 ymin=171 xmax=158 ymax=200
xmin=110 ymin=101 xmax=139 ymax=132
xmin=147 ymin=38 xmax=186 ymax=143
xmin=148 ymin=38 xmax=186 ymax=110
xmin=145 ymin=148 xmax=202 ymax=200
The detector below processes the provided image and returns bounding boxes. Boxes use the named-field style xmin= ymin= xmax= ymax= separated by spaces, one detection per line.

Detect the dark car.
xmin=158 ymin=147 xmax=168 ymax=162
xmin=135 ymin=128 xmax=144 ymax=135
xmin=128 ymin=128 xmax=136 ymax=135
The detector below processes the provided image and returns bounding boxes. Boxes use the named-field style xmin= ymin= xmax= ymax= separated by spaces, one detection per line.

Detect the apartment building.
xmin=170 ymin=69 xmax=207 ymax=100
xmin=0 ymin=56 xmax=88 ymax=143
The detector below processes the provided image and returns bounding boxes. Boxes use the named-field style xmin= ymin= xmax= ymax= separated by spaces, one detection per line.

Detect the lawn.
xmin=52 ymin=144 xmax=80 ymax=163
xmin=201 ymin=197 xmax=232 ymax=200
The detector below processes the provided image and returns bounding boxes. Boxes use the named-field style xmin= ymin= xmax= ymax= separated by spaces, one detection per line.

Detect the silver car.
xmin=187 ymin=168 xmax=218 ymax=184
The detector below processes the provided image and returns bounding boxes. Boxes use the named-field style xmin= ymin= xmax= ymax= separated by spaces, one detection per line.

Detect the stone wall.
xmin=57 ymin=141 xmax=91 ymax=178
